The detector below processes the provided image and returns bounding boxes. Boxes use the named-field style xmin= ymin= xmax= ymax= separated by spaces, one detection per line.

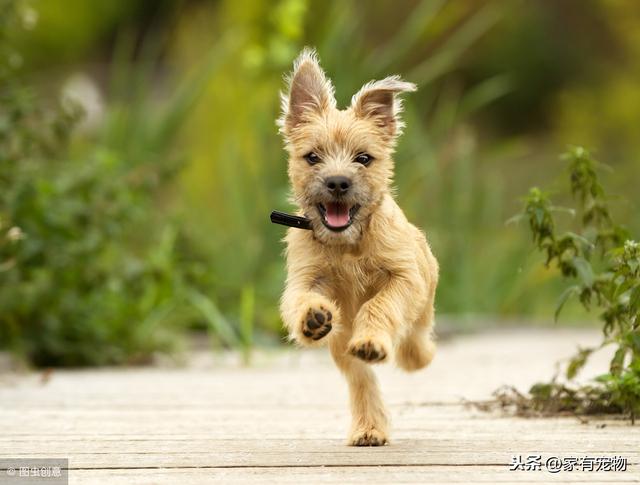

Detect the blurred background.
xmin=1 ymin=0 xmax=639 ymax=367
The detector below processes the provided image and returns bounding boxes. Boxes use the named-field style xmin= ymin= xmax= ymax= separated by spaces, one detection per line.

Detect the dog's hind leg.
xmin=330 ymin=334 xmax=389 ymax=446
xmin=395 ymin=320 xmax=436 ymax=371
xmin=396 ymin=247 xmax=438 ymax=371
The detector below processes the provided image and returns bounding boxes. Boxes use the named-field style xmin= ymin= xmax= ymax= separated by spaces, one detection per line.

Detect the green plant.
xmin=504 ymin=147 xmax=640 ymax=422
xmin=0 ymin=0 xmax=224 ymax=366
xmin=0 ymin=81 xmax=185 ymax=365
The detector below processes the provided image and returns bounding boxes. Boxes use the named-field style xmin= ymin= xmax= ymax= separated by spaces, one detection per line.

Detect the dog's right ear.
xmin=278 ymin=48 xmax=335 ymax=136
xmin=350 ymin=76 xmax=416 ymax=141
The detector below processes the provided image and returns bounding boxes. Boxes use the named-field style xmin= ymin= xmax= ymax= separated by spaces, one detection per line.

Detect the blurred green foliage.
xmin=0 ymin=0 xmax=205 ymax=365
xmin=2 ymin=0 xmax=640 ymax=366
xmin=505 ymin=148 xmax=640 ymax=421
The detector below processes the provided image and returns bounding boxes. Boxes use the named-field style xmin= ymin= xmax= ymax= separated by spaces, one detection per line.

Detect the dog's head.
xmin=278 ymin=48 xmax=416 ymax=246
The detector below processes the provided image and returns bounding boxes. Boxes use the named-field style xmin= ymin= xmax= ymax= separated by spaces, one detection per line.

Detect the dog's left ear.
xmin=351 ymin=76 xmax=417 ymax=139
xmin=278 ymin=48 xmax=336 ymax=136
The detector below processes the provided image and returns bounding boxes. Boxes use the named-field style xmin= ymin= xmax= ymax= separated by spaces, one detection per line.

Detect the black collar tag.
xmin=270 ymin=211 xmax=312 ymax=230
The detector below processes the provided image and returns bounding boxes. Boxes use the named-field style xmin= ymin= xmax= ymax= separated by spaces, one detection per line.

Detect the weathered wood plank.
xmin=0 ymin=328 xmax=637 ymax=483
xmin=68 ymin=466 xmax=636 ymax=485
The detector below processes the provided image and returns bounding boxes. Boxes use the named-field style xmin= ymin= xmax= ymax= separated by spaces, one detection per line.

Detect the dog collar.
xmin=270 ymin=210 xmax=313 ymax=230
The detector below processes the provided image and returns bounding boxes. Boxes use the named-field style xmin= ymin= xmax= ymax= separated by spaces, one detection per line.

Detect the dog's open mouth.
xmin=317 ymin=202 xmax=360 ymax=232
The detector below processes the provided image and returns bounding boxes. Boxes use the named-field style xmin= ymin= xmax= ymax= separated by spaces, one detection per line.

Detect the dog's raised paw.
xmin=301 ymin=307 xmax=333 ymax=341
xmin=348 ymin=337 xmax=388 ymax=363
xmin=349 ymin=428 xmax=388 ymax=447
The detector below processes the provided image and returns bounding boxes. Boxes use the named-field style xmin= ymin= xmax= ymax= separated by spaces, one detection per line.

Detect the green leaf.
xmin=610 ymin=347 xmax=628 ymax=377
xmin=186 ymin=289 xmax=239 ymax=348
xmin=407 ymin=3 xmax=502 ymax=84
xmin=366 ymin=0 xmax=447 ymax=70
xmin=458 ymin=74 xmax=513 ymax=117
xmin=564 ymin=231 xmax=594 ymax=249
xmin=529 ymin=382 xmax=553 ymax=400
xmin=534 ymin=207 xmax=544 ymax=226
xmin=629 ymin=285 xmax=640 ymax=311
xmin=626 ymin=332 xmax=640 ymax=354
xmin=239 ymin=285 xmax=255 ymax=365
xmin=567 ymin=347 xmax=593 ymax=379
xmin=555 ymin=285 xmax=580 ymax=321
xmin=572 ymin=256 xmax=594 ymax=286
xmin=505 ymin=213 xmax=524 ymax=226
xmin=594 ymin=372 xmax=615 ymax=384
xmin=549 ymin=206 xmax=576 ymax=217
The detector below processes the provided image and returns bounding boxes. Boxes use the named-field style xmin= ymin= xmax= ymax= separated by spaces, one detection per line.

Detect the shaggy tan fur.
xmin=277 ymin=48 xmax=439 ymax=446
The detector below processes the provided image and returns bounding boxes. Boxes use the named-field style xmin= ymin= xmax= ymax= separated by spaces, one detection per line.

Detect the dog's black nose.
xmin=325 ymin=176 xmax=351 ymax=196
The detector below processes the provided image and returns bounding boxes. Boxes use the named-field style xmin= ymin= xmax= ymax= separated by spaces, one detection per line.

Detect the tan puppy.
xmin=277 ymin=48 xmax=439 ymax=446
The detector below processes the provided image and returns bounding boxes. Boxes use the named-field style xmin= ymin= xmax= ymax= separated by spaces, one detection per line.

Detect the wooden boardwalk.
xmin=1 ymin=328 xmax=638 ymax=484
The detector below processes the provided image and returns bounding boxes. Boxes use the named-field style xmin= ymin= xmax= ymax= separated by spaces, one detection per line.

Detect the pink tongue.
xmin=326 ymin=203 xmax=350 ymax=227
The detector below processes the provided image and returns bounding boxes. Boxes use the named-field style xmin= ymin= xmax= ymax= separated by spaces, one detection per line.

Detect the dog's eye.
xmin=354 ymin=153 xmax=373 ymax=166
xmin=304 ymin=152 xmax=321 ymax=165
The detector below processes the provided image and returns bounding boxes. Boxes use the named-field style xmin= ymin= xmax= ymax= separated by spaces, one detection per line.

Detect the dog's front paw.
xmin=348 ymin=335 xmax=390 ymax=363
xmin=302 ymin=306 xmax=333 ymax=341
xmin=349 ymin=427 xmax=388 ymax=447
xmin=294 ymin=296 xmax=338 ymax=345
